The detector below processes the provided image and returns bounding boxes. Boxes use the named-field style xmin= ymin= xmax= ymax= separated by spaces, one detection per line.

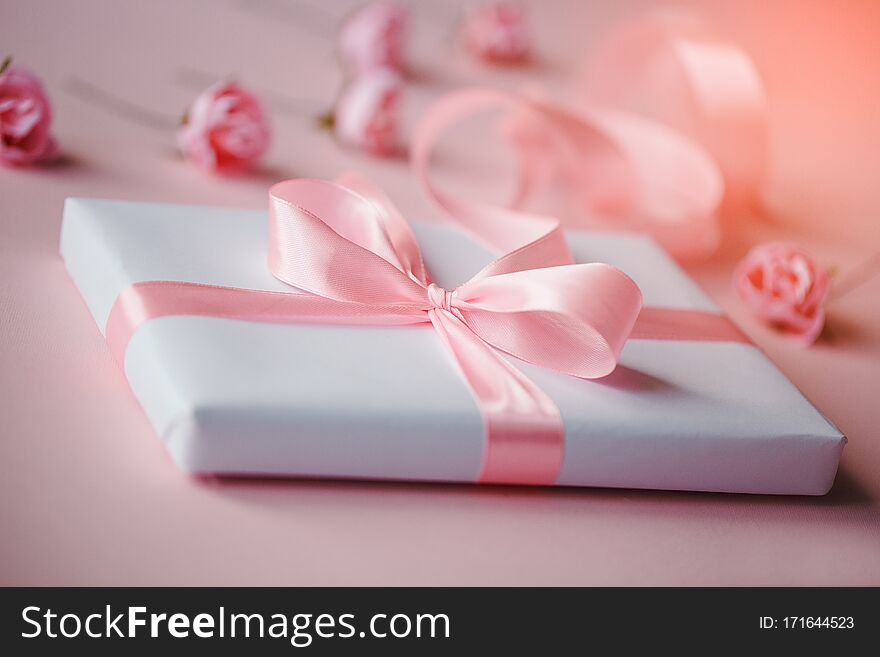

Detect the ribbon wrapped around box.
xmin=60 ymin=171 xmax=844 ymax=494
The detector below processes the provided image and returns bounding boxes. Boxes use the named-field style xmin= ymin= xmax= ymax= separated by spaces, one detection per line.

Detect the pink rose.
xmin=0 ymin=60 xmax=58 ymax=165
xmin=462 ymin=2 xmax=531 ymax=65
xmin=338 ymin=2 xmax=407 ymax=74
xmin=333 ymin=69 xmax=401 ymax=157
xmin=177 ymin=81 xmax=270 ymax=174
xmin=733 ymin=243 xmax=831 ymax=345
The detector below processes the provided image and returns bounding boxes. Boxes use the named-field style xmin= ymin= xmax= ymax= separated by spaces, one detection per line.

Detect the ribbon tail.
xmin=428 ymin=308 xmax=564 ymax=486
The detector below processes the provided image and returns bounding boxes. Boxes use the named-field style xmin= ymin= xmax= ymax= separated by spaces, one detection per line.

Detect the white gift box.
xmin=60 ymin=198 xmax=845 ymax=494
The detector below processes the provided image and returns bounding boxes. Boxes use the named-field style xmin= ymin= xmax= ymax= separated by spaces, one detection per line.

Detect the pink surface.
xmin=1 ymin=0 xmax=879 ymax=585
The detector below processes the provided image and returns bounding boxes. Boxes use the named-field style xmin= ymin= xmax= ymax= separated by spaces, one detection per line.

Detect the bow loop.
xmin=456 ymin=263 xmax=642 ymax=378
xmin=268 ymin=179 xmax=427 ymax=306
xmin=334 ymin=171 xmax=430 ymax=285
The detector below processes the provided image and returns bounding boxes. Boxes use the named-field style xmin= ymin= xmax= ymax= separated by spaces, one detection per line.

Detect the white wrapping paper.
xmin=60 ymin=198 xmax=845 ymax=494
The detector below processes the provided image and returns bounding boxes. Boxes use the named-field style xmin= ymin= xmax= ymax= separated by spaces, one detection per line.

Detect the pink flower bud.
xmin=334 ymin=70 xmax=402 ymax=157
xmin=733 ymin=242 xmax=831 ymax=345
xmin=338 ymin=2 xmax=407 ymax=74
xmin=177 ymin=81 xmax=270 ymax=175
xmin=0 ymin=62 xmax=58 ymax=165
xmin=462 ymin=2 xmax=531 ymax=65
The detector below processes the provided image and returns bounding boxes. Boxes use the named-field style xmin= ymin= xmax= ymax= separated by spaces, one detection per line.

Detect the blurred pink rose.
xmin=333 ymin=70 xmax=401 ymax=157
xmin=462 ymin=2 xmax=530 ymax=65
xmin=0 ymin=60 xmax=58 ymax=165
xmin=338 ymin=2 xmax=407 ymax=74
xmin=733 ymin=243 xmax=831 ymax=345
xmin=177 ymin=81 xmax=270 ymax=174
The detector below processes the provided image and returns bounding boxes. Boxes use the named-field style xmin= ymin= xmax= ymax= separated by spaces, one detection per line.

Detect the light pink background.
xmin=2 ymin=0 xmax=879 ymax=585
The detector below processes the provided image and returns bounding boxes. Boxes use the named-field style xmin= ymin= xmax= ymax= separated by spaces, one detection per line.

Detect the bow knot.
xmin=426 ymin=283 xmax=456 ymax=313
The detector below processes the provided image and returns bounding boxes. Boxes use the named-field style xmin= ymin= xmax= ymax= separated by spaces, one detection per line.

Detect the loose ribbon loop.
xmin=414 ymin=87 xmax=725 ymax=262
xmin=412 ymin=11 xmax=766 ymax=261
xmin=583 ymin=9 xmax=767 ymax=207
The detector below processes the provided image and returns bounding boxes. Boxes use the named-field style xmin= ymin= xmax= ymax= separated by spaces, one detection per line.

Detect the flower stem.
xmin=173 ymin=65 xmax=324 ymax=117
xmin=828 ymin=252 xmax=880 ymax=302
xmin=63 ymin=76 xmax=179 ymax=131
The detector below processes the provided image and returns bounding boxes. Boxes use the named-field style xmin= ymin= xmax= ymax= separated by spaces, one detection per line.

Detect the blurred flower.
xmin=338 ymin=2 xmax=407 ymax=74
xmin=331 ymin=69 xmax=401 ymax=157
xmin=733 ymin=243 xmax=831 ymax=345
xmin=177 ymin=81 xmax=270 ymax=174
xmin=0 ymin=58 xmax=58 ymax=165
xmin=462 ymin=2 xmax=530 ymax=65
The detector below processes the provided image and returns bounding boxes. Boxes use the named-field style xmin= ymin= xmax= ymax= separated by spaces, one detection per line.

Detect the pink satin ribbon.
xmin=413 ymin=11 xmax=766 ymax=262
